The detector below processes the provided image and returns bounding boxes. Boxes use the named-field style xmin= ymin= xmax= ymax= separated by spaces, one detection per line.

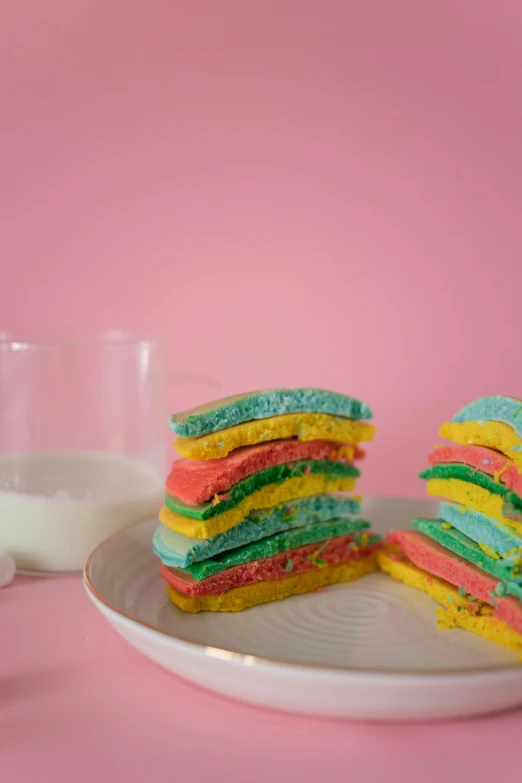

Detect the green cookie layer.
xmin=420 ymin=464 xmax=522 ymax=510
xmin=412 ymin=518 xmax=522 ymax=600
xmin=503 ymin=501 xmax=522 ymax=523
xmin=165 ymin=459 xmax=359 ymax=520
xmin=181 ymin=518 xmax=376 ymax=581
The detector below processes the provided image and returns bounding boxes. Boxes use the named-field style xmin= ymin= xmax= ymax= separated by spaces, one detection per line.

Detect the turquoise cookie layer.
xmin=420 ymin=463 xmax=522 ymax=510
xmin=412 ymin=518 xmax=522 ymax=600
xmin=169 ymin=388 xmax=374 ymax=437
xmin=153 ymin=494 xmax=361 ymax=568
xmin=165 ymin=459 xmax=359 ymax=519
xmin=439 ymin=502 xmax=522 ymax=560
xmin=451 ymin=395 xmax=522 ymax=438
xmin=180 ymin=518 xmax=376 ymax=581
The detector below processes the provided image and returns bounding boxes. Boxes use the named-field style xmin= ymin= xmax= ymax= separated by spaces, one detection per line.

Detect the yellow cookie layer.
xmin=378 ymin=547 xmax=522 ymax=659
xmin=159 ymin=474 xmax=358 ymax=539
xmin=440 ymin=420 xmax=522 ymax=469
xmin=174 ymin=412 xmax=375 ymax=460
xmin=426 ymin=478 xmax=522 ymax=535
xmin=166 ymin=553 xmax=378 ymax=613
xmin=436 ymin=605 xmax=522 ymax=656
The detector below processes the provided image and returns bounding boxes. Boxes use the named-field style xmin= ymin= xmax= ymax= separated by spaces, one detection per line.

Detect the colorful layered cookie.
xmin=428 ymin=445 xmax=522 ymax=497
xmin=439 ymin=421 xmax=522 ymax=469
xmin=438 ymin=503 xmax=522 ymax=560
xmin=421 ymin=464 xmax=522 ymax=514
xmin=379 ymin=395 xmax=522 ymax=660
xmin=154 ymin=387 xmax=379 ymax=611
xmin=410 ymin=520 xmax=522 ymax=600
xmin=424 ymin=478 xmax=522 ymax=533
xmin=160 ymin=460 xmax=358 ymax=538
xmin=162 ymin=523 xmax=380 ymax=601
xmin=436 ymin=395 xmax=522 ymax=470
xmin=170 ymin=388 xmax=373 ymax=437
xmin=167 ymin=517 xmax=376 ymax=583
xmin=451 ymin=396 xmax=522 ymax=437
xmin=166 ymin=556 xmax=378 ymax=613
xmin=378 ymin=544 xmax=522 ymax=655
xmin=174 ymin=412 xmax=374 ymax=460
xmin=154 ymin=494 xmax=364 ymax=567
xmin=167 ymin=440 xmax=363 ymax=505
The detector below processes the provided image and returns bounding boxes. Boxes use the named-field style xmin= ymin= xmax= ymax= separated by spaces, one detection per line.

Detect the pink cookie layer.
xmin=161 ymin=535 xmax=380 ymax=596
xmin=166 ymin=440 xmax=365 ymax=505
xmin=388 ymin=530 xmax=522 ymax=635
xmin=429 ymin=444 xmax=522 ymax=496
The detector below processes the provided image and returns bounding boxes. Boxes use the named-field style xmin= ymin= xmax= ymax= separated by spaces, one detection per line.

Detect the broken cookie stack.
xmin=153 ymin=388 xmax=380 ymax=612
xmin=379 ymin=395 xmax=522 ymax=657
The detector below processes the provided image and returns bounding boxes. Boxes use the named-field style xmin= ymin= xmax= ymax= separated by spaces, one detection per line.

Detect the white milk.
xmin=0 ymin=451 xmax=164 ymax=572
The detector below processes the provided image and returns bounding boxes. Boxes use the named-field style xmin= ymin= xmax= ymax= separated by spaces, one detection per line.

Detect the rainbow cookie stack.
xmin=153 ymin=388 xmax=380 ymax=612
xmin=379 ymin=395 xmax=522 ymax=658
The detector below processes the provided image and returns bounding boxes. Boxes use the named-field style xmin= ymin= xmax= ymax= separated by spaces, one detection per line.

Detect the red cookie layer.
xmin=429 ymin=444 xmax=522 ymax=496
xmin=387 ymin=530 xmax=522 ymax=635
xmin=161 ymin=535 xmax=380 ymax=596
xmin=166 ymin=439 xmax=365 ymax=505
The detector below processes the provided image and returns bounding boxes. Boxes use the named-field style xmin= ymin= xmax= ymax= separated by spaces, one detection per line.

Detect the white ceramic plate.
xmin=84 ymin=497 xmax=522 ymax=721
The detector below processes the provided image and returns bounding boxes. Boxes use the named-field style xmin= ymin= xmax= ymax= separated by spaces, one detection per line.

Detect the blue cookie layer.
xmin=451 ymin=395 xmax=522 ymax=437
xmin=153 ymin=494 xmax=362 ymax=567
xmin=439 ymin=502 xmax=522 ymax=560
xmin=169 ymin=388 xmax=373 ymax=437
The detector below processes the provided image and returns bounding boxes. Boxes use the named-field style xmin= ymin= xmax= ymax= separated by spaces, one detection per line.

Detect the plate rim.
xmin=83 ymin=513 xmax=522 ymax=680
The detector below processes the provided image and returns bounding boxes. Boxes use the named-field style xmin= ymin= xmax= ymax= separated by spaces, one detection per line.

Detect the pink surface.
xmin=3 ymin=574 xmax=522 ymax=782
xmin=2 ymin=1 xmax=522 ymax=499
xmin=388 ymin=531 xmax=522 ymax=634
xmin=429 ymin=445 xmax=522 ymax=496
xmin=4 ymin=5 xmax=522 ymax=776
xmin=167 ymin=440 xmax=363 ymax=504
xmin=161 ymin=536 xmax=379 ymax=596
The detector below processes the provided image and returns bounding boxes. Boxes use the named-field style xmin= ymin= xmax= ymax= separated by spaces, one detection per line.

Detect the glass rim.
xmin=0 ymin=329 xmax=163 ymax=349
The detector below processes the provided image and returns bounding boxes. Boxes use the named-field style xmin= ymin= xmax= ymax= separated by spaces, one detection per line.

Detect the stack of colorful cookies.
xmin=153 ymin=388 xmax=380 ymax=612
xmin=379 ymin=395 xmax=522 ymax=657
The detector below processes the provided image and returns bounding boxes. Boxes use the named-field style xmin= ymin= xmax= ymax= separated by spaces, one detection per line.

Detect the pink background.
xmin=3 ymin=5 xmax=522 ymax=778
xmin=2 ymin=0 xmax=522 ymax=497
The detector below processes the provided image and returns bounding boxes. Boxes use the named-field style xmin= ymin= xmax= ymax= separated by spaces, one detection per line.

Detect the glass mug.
xmin=0 ymin=331 xmax=169 ymax=573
